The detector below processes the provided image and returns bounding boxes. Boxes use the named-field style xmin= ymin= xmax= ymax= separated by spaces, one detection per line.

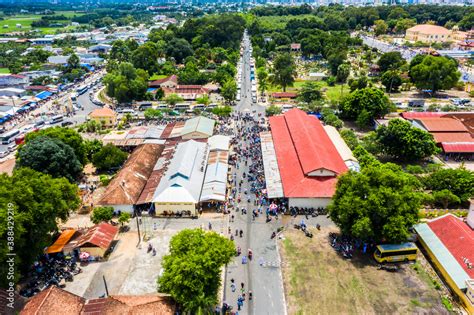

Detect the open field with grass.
xmin=0 ymin=68 xmax=10 ymax=74
xmin=280 ymin=227 xmax=448 ymax=315
xmin=256 ymin=14 xmax=315 ymax=31
xmin=0 ymin=12 xmax=84 ymax=34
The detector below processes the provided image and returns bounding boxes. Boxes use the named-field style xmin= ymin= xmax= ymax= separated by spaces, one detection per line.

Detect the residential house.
xmin=88 ymin=107 xmax=117 ymax=128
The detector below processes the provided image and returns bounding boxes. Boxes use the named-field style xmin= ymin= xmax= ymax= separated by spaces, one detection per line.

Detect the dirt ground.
xmin=279 ymin=227 xmax=448 ymax=315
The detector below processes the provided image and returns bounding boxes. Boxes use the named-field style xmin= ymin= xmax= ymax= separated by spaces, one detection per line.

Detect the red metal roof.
xmin=401 ymin=112 xmax=474 ymax=120
xmin=441 ymin=142 xmax=474 ymax=153
xmin=415 ymin=118 xmax=468 ymax=132
xmin=272 ymin=92 xmax=297 ymax=98
xmin=428 ymin=215 xmax=474 ymax=279
xmin=432 ymin=132 xmax=473 ymax=143
xmin=269 ymin=108 xmax=347 ymax=198
xmin=75 ymin=222 xmax=118 ymax=250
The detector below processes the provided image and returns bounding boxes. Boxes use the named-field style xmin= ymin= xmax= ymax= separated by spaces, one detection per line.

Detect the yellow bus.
xmin=374 ymin=242 xmax=418 ymax=263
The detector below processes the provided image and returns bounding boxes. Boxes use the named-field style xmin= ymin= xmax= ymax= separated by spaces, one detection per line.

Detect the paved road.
xmin=0 ymin=72 xmax=103 ymax=153
xmin=223 ymin=32 xmax=287 ymax=315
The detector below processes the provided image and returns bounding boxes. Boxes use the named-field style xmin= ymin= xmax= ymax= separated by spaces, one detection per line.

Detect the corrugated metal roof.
xmin=323 ymin=125 xmax=358 ymax=163
xmin=180 ymin=116 xmax=215 ymax=138
xmin=153 ymin=140 xmax=208 ymax=204
xmin=268 ymin=109 xmax=347 ymax=198
xmin=415 ymin=221 xmax=471 ymax=290
xmin=441 ymin=142 xmax=474 ymax=153
xmin=428 ymin=214 xmax=474 ymax=279
xmin=208 ymin=135 xmax=230 ymax=151
xmin=260 ymin=131 xmax=284 ymax=198
xmin=98 ymin=144 xmax=163 ymax=206
xmin=415 ymin=118 xmax=468 ymax=133
xmin=45 ymin=230 xmax=77 ymax=254
xmin=432 ymin=132 xmax=473 ymax=143
xmin=74 ymin=222 xmax=119 ymax=250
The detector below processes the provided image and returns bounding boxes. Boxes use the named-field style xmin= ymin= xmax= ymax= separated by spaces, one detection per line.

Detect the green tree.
xmin=270 ymin=53 xmax=296 ymax=92
xmin=381 ymin=70 xmax=402 ymax=93
xmin=340 ymin=129 xmax=359 ymax=150
xmin=132 ymin=42 xmax=159 ymax=73
xmin=0 ymin=168 xmax=80 ymax=286
xmin=165 ymin=38 xmax=193 ymax=64
xmin=17 ymin=136 xmax=82 ymax=182
xmin=67 ymin=53 xmax=80 ymax=70
xmin=196 ymin=95 xmax=210 ymax=106
xmin=266 ymin=105 xmax=282 ymax=117
xmin=211 ymin=106 xmax=232 ymax=117
xmin=423 ymin=167 xmax=474 ymax=204
xmin=221 ymin=80 xmax=237 ymax=104
xmin=25 ymin=127 xmax=87 ymax=165
xmin=298 ymin=81 xmax=322 ymax=104
xmin=83 ymin=139 xmax=103 ymax=163
xmin=374 ymin=19 xmax=388 ymax=36
xmin=158 ymin=229 xmax=235 ymax=312
xmin=329 ymin=163 xmax=422 ymax=243
xmin=336 ymin=64 xmax=351 ymax=84
xmin=409 ymin=55 xmax=460 ymax=95
xmin=374 ymin=119 xmax=440 ymax=161
xmin=339 ymin=88 xmax=391 ymax=123
xmin=90 ymin=206 xmax=114 ymax=224
xmin=92 ymin=144 xmax=128 ymax=172
xmin=144 ymin=108 xmax=163 ymax=120
xmin=165 ymin=94 xmax=184 ymax=106
xmin=377 ymin=52 xmax=406 ymax=73
xmin=432 ymin=189 xmax=461 ymax=209
xmin=118 ymin=212 xmax=131 ymax=226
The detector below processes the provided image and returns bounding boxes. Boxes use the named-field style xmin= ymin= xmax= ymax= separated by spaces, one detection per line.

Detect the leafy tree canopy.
xmin=90 ymin=206 xmax=114 ymax=224
xmin=92 ymin=144 xmax=128 ymax=172
xmin=329 ymin=163 xmax=423 ymax=243
xmin=158 ymin=229 xmax=235 ymax=312
xmin=409 ymin=55 xmax=460 ymax=94
xmin=423 ymin=167 xmax=474 ymax=204
xmin=339 ymin=88 xmax=392 ymax=124
xmin=374 ymin=118 xmax=439 ymax=161
xmin=17 ymin=136 xmax=82 ymax=182
xmin=25 ymin=127 xmax=86 ymax=165
xmin=0 ymin=168 xmax=80 ymax=286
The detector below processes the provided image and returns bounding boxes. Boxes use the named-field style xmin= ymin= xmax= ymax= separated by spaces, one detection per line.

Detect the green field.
xmin=0 ymin=68 xmax=10 ymax=74
xmin=256 ymin=14 xmax=315 ymax=31
xmin=0 ymin=11 xmax=84 ymax=34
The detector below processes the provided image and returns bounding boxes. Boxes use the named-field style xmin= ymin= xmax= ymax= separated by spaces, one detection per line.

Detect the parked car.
xmin=0 ymin=150 xmax=8 ymax=158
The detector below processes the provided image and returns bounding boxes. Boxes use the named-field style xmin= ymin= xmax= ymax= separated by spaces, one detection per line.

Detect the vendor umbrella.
xmin=79 ymin=252 xmax=90 ymax=260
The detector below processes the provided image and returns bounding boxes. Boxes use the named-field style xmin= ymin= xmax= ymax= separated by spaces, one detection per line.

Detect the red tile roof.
xmin=272 ymin=92 xmax=297 ymax=99
xmin=75 ymin=222 xmax=118 ymax=250
xmin=175 ymin=85 xmax=207 ymax=94
xmin=441 ymin=142 xmax=474 ymax=153
xmin=82 ymin=295 xmax=175 ymax=314
xmin=20 ymin=286 xmax=85 ymax=315
xmin=427 ymin=215 xmax=474 ymax=279
xmin=415 ymin=118 xmax=468 ymax=132
xmin=269 ymin=108 xmax=347 ymax=198
xmin=432 ymin=132 xmax=473 ymax=143
xmin=148 ymin=74 xmax=178 ymax=87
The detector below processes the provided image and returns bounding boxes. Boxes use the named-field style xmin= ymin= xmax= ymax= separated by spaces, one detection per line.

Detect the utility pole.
xmin=136 ymin=214 xmax=141 ymax=247
xmin=102 ymin=275 xmax=109 ymax=297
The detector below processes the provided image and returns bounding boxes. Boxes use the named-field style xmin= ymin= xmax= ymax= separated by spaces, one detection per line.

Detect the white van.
xmin=7 ymin=143 xmax=17 ymax=152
